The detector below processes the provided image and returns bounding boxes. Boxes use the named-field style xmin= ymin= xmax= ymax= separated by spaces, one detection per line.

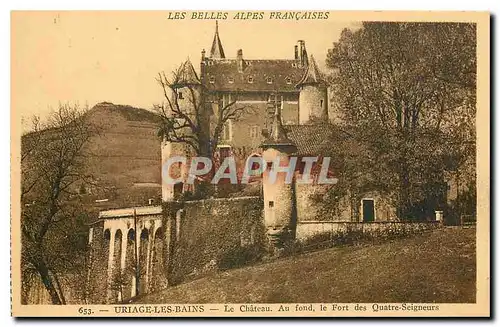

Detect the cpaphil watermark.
xmin=162 ymin=156 xmax=338 ymax=185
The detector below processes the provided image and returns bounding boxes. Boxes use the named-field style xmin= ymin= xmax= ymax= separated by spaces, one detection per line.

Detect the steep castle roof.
xmin=174 ymin=59 xmax=201 ymax=87
xmin=285 ymin=124 xmax=364 ymax=158
xmin=210 ymin=21 xmax=225 ymax=59
xmin=202 ymin=23 xmax=322 ymax=93
xmin=285 ymin=124 xmax=332 ymax=156
xmin=296 ymin=55 xmax=324 ymax=87
xmin=203 ymin=59 xmax=306 ymax=92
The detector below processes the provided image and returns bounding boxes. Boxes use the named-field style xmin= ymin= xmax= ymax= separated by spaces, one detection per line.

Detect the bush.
xmin=218 ymin=245 xmax=263 ymax=270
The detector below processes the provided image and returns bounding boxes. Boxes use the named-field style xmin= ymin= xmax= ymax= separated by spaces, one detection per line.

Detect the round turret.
xmin=260 ymin=103 xmax=298 ymax=247
xmin=296 ymin=55 xmax=328 ymax=124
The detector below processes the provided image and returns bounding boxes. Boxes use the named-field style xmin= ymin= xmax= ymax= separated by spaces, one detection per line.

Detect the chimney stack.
xmin=200 ymin=49 xmax=206 ymax=79
xmin=237 ymin=49 xmax=245 ymax=73
xmin=298 ymin=40 xmax=307 ymax=67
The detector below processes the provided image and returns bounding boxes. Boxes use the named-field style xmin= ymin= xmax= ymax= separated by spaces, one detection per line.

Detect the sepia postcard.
xmin=10 ymin=10 xmax=490 ymax=317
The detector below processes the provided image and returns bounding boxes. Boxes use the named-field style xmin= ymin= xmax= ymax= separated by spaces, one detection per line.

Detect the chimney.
xmin=200 ymin=49 xmax=206 ymax=79
xmin=298 ymin=40 xmax=306 ymax=67
xmin=237 ymin=49 xmax=244 ymax=73
xmin=302 ymin=47 xmax=309 ymax=67
xmin=294 ymin=45 xmax=299 ymax=60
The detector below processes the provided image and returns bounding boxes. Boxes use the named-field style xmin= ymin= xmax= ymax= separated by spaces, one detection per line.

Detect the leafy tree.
xmin=326 ymin=22 xmax=476 ymax=220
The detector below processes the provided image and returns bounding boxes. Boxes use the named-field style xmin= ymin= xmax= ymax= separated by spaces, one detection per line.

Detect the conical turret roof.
xmin=296 ymin=55 xmax=324 ymax=87
xmin=175 ymin=59 xmax=201 ymax=87
xmin=210 ymin=21 xmax=225 ymax=59
xmin=261 ymin=98 xmax=297 ymax=152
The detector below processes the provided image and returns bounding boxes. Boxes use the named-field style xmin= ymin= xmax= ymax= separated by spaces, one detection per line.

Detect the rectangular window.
xmin=228 ymin=77 xmax=234 ymax=84
xmin=320 ymin=99 xmax=324 ymax=107
xmin=222 ymin=93 xmax=232 ymax=108
xmin=266 ymin=77 xmax=273 ymax=84
xmin=220 ymin=120 xmax=232 ymax=142
xmin=177 ymin=91 xmax=183 ymax=99
xmin=209 ymin=76 xmax=215 ymax=84
xmin=250 ymin=126 xmax=259 ymax=138
xmin=286 ymin=77 xmax=292 ymax=84
xmin=269 ymin=201 xmax=274 ymax=208
xmin=248 ymin=76 xmax=254 ymax=84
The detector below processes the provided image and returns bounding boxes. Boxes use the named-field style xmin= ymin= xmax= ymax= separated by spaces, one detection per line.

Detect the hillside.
xmin=21 ymin=102 xmax=164 ymax=212
xmin=82 ymin=102 xmax=162 ymax=209
xmin=134 ymin=227 xmax=476 ymax=304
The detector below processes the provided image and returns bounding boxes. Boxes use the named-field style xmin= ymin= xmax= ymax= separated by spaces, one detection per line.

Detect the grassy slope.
xmin=136 ymin=227 xmax=476 ymax=304
xmin=84 ymin=103 xmax=161 ymax=188
xmin=83 ymin=103 xmax=162 ymax=210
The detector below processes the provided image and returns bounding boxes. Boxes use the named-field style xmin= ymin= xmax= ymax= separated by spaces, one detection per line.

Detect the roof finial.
xmin=210 ymin=21 xmax=225 ymax=59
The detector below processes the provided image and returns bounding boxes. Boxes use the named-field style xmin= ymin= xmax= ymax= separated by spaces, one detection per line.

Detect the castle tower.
xmin=296 ymin=55 xmax=328 ymax=124
xmin=260 ymin=96 xmax=298 ymax=247
xmin=209 ymin=21 xmax=225 ymax=59
xmin=161 ymin=59 xmax=207 ymax=201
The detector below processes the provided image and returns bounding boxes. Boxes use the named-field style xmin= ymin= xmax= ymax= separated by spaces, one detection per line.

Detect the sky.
xmin=11 ymin=11 xmax=360 ymax=122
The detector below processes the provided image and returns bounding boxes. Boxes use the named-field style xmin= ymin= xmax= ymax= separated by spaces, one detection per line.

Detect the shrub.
xmin=218 ymin=245 xmax=263 ymax=270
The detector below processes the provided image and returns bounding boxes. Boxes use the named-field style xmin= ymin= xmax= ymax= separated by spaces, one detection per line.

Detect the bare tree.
xmin=155 ymin=64 xmax=252 ymax=158
xmin=21 ymin=104 xmax=97 ymax=304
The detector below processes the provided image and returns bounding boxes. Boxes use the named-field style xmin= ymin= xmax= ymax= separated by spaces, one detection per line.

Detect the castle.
xmin=89 ymin=22 xmax=410 ymax=304
xmin=159 ymin=21 xmax=354 ymax=240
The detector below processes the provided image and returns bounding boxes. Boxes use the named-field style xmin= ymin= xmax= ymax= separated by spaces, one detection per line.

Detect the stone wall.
xmin=294 ymin=185 xmax=397 ymax=223
xmin=164 ymin=196 xmax=265 ymax=285
xmin=294 ymin=183 xmax=353 ymax=222
xmin=296 ymin=220 xmax=441 ymax=243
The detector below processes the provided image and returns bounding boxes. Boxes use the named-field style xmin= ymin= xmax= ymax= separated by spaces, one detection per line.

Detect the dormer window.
xmin=292 ymin=63 xmax=297 ymax=67
xmin=266 ymin=77 xmax=273 ymax=84
xmin=228 ymin=77 xmax=234 ymax=84
xmin=248 ymin=76 xmax=254 ymax=84
xmin=285 ymin=77 xmax=292 ymax=84
xmin=209 ymin=76 xmax=215 ymax=84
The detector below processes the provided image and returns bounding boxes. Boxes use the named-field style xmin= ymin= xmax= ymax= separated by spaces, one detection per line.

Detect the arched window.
xmin=127 ymin=229 xmax=135 ymax=244
xmin=154 ymin=227 xmax=164 ymax=240
xmin=140 ymin=228 xmax=149 ymax=240
xmin=115 ymin=229 xmax=122 ymax=241
xmin=104 ymin=229 xmax=111 ymax=243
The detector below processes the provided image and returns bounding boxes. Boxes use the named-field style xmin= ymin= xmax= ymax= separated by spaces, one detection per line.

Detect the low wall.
xmin=165 ymin=196 xmax=265 ymax=285
xmin=296 ymin=220 xmax=441 ymax=243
